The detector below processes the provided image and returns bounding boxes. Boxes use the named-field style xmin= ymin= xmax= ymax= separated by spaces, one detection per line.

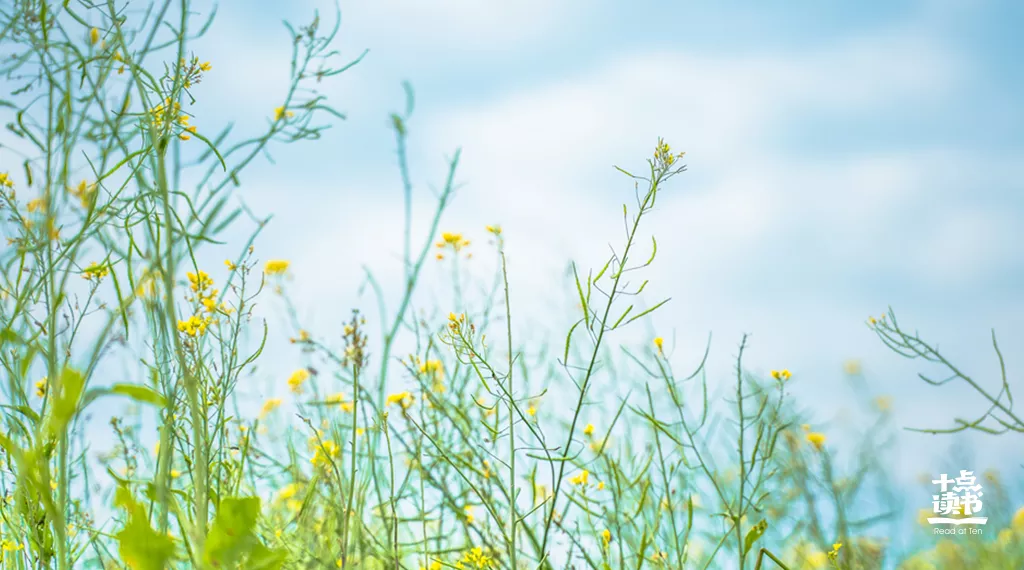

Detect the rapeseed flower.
xmin=570 ymin=470 xmax=589 ymax=485
xmin=806 ymin=432 xmax=826 ymax=451
xmin=288 ymin=369 xmax=310 ymax=394
xmin=265 ymin=259 xmax=290 ymax=275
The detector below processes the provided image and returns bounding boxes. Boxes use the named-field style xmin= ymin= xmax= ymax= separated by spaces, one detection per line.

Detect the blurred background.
xmin=180 ymin=0 xmax=1021 ymax=534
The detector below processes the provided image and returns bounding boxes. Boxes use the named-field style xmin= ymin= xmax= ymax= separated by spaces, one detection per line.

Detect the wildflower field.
xmin=0 ymin=2 xmax=1022 ymax=569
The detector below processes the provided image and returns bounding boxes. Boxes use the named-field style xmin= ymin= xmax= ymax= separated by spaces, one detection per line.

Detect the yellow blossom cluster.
xmin=326 ymin=393 xmax=354 ymax=413
xmin=418 ymin=358 xmax=445 ymax=392
xmin=448 ymin=312 xmax=467 ymax=333
xmin=274 ymin=106 xmax=295 ymax=121
xmin=68 ymin=179 xmax=97 ymax=208
xmin=311 ymin=439 xmax=338 ymax=468
xmin=570 ymin=470 xmax=590 ymax=485
xmin=178 ymin=56 xmax=212 ymax=89
xmin=387 ymin=391 xmax=414 ymax=409
xmin=456 ymin=547 xmax=493 ymax=570
xmin=806 ymin=432 xmax=826 ymax=451
xmin=81 ymin=262 xmax=109 ymax=282
xmin=436 ymin=231 xmax=470 ymax=260
xmin=177 ymin=314 xmax=213 ymax=337
xmin=770 ymin=369 xmax=792 ymax=381
xmin=653 ymin=138 xmax=685 ymax=168
xmin=288 ymin=369 xmax=310 ymax=394
xmin=147 ymin=98 xmax=197 ymax=140
xmin=264 ymin=259 xmax=290 ymax=275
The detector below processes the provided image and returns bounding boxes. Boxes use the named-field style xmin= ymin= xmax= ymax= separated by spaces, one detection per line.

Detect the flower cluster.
xmin=68 ymin=180 xmax=97 ymax=208
xmin=177 ymin=315 xmax=213 ymax=337
xmin=311 ymin=439 xmax=339 ymax=468
xmin=176 ymin=269 xmax=224 ymax=337
xmin=653 ymin=138 xmax=685 ymax=168
xmin=412 ymin=357 xmax=445 ymax=392
xmin=456 ymin=547 xmax=493 ymax=570
xmin=386 ymin=391 xmax=414 ymax=410
xmin=179 ymin=55 xmax=212 ymax=89
xmin=770 ymin=369 xmax=792 ymax=381
xmin=435 ymin=231 xmax=470 ymax=260
xmin=147 ymin=97 xmax=196 ymax=141
xmin=264 ymin=259 xmax=290 ymax=276
xmin=81 ymin=262 xmax=109 ymax=282
xmin=342 ymin=310 xmax=368 ymax=368
xmin=288 ymin=369 xmax=310 ymax=394
xmin=274 ymin=106 xmax=295 ymax=121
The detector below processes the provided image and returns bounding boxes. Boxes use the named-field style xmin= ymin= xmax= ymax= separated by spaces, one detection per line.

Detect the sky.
xmin=87 ymin=0 xmax=1024 ymax=537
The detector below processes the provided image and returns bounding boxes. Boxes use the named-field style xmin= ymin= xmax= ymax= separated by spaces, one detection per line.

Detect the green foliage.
xmin=0 ymin=1 xmax=1019 ymax=570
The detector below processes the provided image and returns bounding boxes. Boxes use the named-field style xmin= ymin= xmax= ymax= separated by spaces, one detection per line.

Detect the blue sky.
xmin=173 ymin=0 xmax=1024 ymax=520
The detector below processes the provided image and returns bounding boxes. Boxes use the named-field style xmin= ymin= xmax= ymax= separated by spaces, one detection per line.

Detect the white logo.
xmin=928 ymin=470 xmax=987 ymax=526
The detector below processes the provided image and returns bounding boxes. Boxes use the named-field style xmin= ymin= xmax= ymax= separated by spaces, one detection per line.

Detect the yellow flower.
xmin=224 ymin=259 xmax=237 ymax=271
xmin=81 ymin=262 xmax=110 ymax=282
xmin=601 ymin=529 xmax=612 ymax=547
xmin=1012 ymin=505 xmax=1024 ymax=534
xmin=464 ymin=505 xmax=474 ymax=524
xmin=199 ymin=61 xmax=212 ymax=72
xmin=843 ymin=359 xmax=862 ymax=375
xmin=290 ymin=329 xmax=310 ymax=344
xmin=27 ymin=198 xmax=45 ymax=213
xmin=311 ymin=440 xmax=339 ymax=467
xmin=387 ymin=391 xmax=414 ymax=409
xmin=177 ymin=315 xmax=213 ymax=337
xmin=653 ymin=336 xmax=664 ymax=354
xmin=436 ymin=231 xmax=471 ymax=252
xmin=597 ymin=481 xmax=605 ymax=490
xmin=874 ymin=395 xmax=892 ymax=412
xmin=770 ymin=369 xmax=792 ymax=381
xmin=485 ymin=224 xmax=502 ymax=236
xmin=583 ymin=423 xmax=595 ymax=436
xmin=68 ymin=179 xmax=97 ymax=208
xmin=35 ymin=378 xmax=47 ymax=397
xmin=326 ymin=393 xmax=354 ymax=412
xmin=274 ymin=106 xmax=295 ymax=121
xmin=1 ymin=539 xmax=23 ymax=552
xmin=570 ymin=470 xmax=589 ymax=486
xmin=260 ymin=398 xmax=282 ymax=418
xmin=187 ymin=270 xmax=213 ymax=293
xmin=526 ymin=405 xmax=537 ymax=416
xmin=806 ymin=432 xmax=826 ymax=451
xmin=288 ymin=369 xmax=310 ymax=394
xmin=828 ymin=542 xmax=842 ymax=563
xmin=264 ymin=259 xmax=290 ymax=275
xmin=89 ymin=27 xmax=99 ymax=45
xmin=0 ymin=172 xmax=14 ymax=188
xmin=278 ymin=483 xmax=300 ymax=501
xmin=653 ymin=138 xmax=685 ymax=167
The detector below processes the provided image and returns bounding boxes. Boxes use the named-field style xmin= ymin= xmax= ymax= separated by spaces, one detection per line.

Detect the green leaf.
xmin=111 ymin=384 xmax=167 ymax=407
xmin=203 ymin=497 xmax=261 ymax=569
xmin=45 ymin=367 xmax=86 ymax=438
xmin=743 ymin=519 xmax=768 ymax=557
xmin=246 ymin=542 xmax=287 ymax=570
xmin=114 ymin=486 xmax=176 ymax=570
